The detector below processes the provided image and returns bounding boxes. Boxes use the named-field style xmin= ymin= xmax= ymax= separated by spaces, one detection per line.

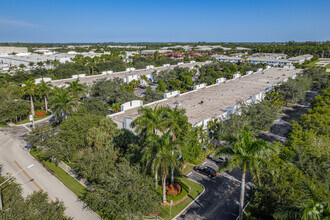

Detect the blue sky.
xmin=0 ymin=0 xmax=329 ymax=43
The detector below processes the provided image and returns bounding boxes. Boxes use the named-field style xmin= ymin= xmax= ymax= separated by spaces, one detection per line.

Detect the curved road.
xmin=0 ymin=125 xmax=100 ymax=220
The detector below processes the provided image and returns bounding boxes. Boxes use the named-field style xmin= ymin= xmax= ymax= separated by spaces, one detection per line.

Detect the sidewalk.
xmin=7 ymin=115 xmax=52 ymax=127
xmin=57 ymin=161 xmax=90 ymax=188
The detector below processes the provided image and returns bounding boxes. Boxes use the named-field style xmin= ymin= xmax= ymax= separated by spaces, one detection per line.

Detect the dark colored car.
xmin=207 ymin=154 xmax=228 ymax=164
xmin=193 ymin=166 xmax=217 ymax=178
xmin=50 ymin=119 xmax=60 ymax=126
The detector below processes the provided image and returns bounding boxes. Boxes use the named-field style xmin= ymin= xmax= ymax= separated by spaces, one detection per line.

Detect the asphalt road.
xmin=176 ymin=159 xmax=252 ymax=220
xmin=0 ymin=125 xmax=100 ymax=220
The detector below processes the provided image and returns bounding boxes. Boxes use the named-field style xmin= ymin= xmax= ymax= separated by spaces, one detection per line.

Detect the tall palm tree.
xmin=144 ymin=133 xmax=178 ymax=203
xmin=131 ymin=105 xmax=167 ymax=137
xmin=217 ymin=128 xmax=275 ymax=220
xmin=143 ymin=137 xmax=160 ymax=190
xmin=66 ymin=80 xmax=87 ymax=103
xmin=51 ymin=87 xmax=76 ymax=120
xmin=21 ymin=79 xmax=37 ymax=116
xmin=37 ymin=80 xmax=52 ymax=111
xmin=132 ymin=105 xmax=167 ymax=190
xmin=163 ymin=106 xmax=188 ymax=183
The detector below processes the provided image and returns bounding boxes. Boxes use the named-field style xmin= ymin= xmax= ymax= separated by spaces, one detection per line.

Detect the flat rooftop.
xmin=51 ymin=61 xmax=208 ymax=86
xmin=110 ymin=68 xmax=301 ymax=126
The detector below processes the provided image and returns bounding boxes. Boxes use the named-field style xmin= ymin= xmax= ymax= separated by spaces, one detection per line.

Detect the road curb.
xmin=171 ymin=177 xmax=206 ymax=220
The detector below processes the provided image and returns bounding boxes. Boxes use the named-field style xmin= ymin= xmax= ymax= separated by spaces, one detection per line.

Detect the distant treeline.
xmin=1 ymin=41 xmax=330 ymax=49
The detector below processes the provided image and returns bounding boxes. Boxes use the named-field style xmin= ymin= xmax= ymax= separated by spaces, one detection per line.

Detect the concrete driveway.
xmin=176 ymin=159 xmax=252 ymax=220
xmin=0 ymin=126 xmax=100 ymax=220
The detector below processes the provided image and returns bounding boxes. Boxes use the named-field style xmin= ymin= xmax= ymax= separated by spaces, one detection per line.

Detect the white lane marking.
xmin=187 ymin=172 xmax=192 ymax=176
xmin=202 ymin=161 xmax=207 ymax=165
xmin=23 ymin=125 xmax=32 ymax=132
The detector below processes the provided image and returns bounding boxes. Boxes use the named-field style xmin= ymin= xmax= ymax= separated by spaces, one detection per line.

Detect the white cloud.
xmin=0 ymin=17 xmax=39 ymax=28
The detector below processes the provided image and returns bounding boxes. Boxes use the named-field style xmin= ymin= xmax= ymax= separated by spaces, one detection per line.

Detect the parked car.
xmin=193 ymin=166 xmax=217 ymax=178
xmin=207 ymin=154 xmax=228 ymax=164
xmin=50 ymin=119 xmax=60 ymax=126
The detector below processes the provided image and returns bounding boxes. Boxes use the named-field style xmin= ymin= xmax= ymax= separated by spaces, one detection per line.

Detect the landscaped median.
xmin=15 ymin=112 xmax=51 ymax=125
xmin=159 ymin=177 xmax=204 ymax=220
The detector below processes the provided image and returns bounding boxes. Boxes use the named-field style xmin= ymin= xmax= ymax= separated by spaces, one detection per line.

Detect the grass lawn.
xmin=15 ymin=112 xmax=51 ymax=125
xmin=304 ymin=59 xmax=319 ymax=68
xmin=0 ymin=122 xmax=10 ymax=127
xmin=325 ymin=64 xmax=330 ymax=69
xmin=182 ymin=164 xmax=195 ymax=175
xmin=30 ymin=147 xmax=86 ymax=199
xmin=159 ymin=177 xmax=204 ymax=220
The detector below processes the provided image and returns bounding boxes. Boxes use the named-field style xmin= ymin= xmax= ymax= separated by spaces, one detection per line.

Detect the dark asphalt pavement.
xmin=176 ymin=159 xmax=252 ymax=220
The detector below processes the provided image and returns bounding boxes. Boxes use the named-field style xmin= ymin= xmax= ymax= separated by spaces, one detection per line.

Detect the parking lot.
xmin=176 ymin=159 xmax=252 ymax=220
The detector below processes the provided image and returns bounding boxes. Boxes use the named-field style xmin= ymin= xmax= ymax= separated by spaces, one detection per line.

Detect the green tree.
xmin=37 ymin=61 xmax=44 ymax=67
xmin=51 ymin=87 xmax=76 ymax=119
xmin=145 ymin=133 xmax=179 ymax=203
xmin=156 ymin=79 xmax=166 ymax=92
xmin=131 ymin=105 xmax=167 ymax=137
xmin=37 ymin=80 xmax=52 ymax=111
xmin=143 ymin=86 xmax=163 ymax=102
xmin=129 ymin=79 xmax=140 ymax=88
xmin=73 ymin=148 xmax=161 ymax=219
xmin=19 ymin=64 xmax=26 ymax=69
xmin=66 ymin=80 xmax=87 ymax=103
xmin=0 ymin=175 xmax=68 ymax=219
xmin=274 ymin=181 xmax=329 ymax=220
xmin=163 ymin=106 xmax=189 ymax=183
xmin=21 ymin=79 xmax=37 ymax=116
xmin=217 ymin=128 xmax=276 ymax=220
xmin=0 ymin=100 xmax=30 ymax=123
xmin=139 ymin=75 xmax=149 ymax=84
xmin=85 ymin=118 xmax=119 ymax=150
xmin=275 ymin=76 xmax=311 ymax=104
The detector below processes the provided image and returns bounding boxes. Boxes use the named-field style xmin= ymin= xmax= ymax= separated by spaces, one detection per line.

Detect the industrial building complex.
xmin=109 ymin=67 xmax=302 ymax=130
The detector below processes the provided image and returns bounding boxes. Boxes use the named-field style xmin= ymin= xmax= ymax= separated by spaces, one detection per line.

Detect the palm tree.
xmin=53 ymin=59 xmax=59 ymax=67
xmin=131 ymin=105 xmax=167 ymax=137
xmin=51 ymin=87 xmax=76 ymax=120
xmin=66 ymin=80 xmax=87 ymax=103
xmin=163 ymin=106 xmax=188 ymax=140
xmin=217 ymin=128 xmax=276 ymax=220
xmin=163 ymin=106 xmax=188 ymax=183
xmin=21 ymin=79 xmax=37 ymax=116
xmin=37 ymin=80 xmax=52 ymax=111
xmin=274 ymin=181 xmax=329 ymax=220
xmin=144 ymin=133 xmax=178 ymax=203
xmin=143 ymin=137 xmax=160 ymax=190
xmin=140 ymin=75 xmax=150 ymax=85
xmin=37 ymin=62 xmax=44 ymax=68
xmin=45 ymin=59 xmax=51 ymax=66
